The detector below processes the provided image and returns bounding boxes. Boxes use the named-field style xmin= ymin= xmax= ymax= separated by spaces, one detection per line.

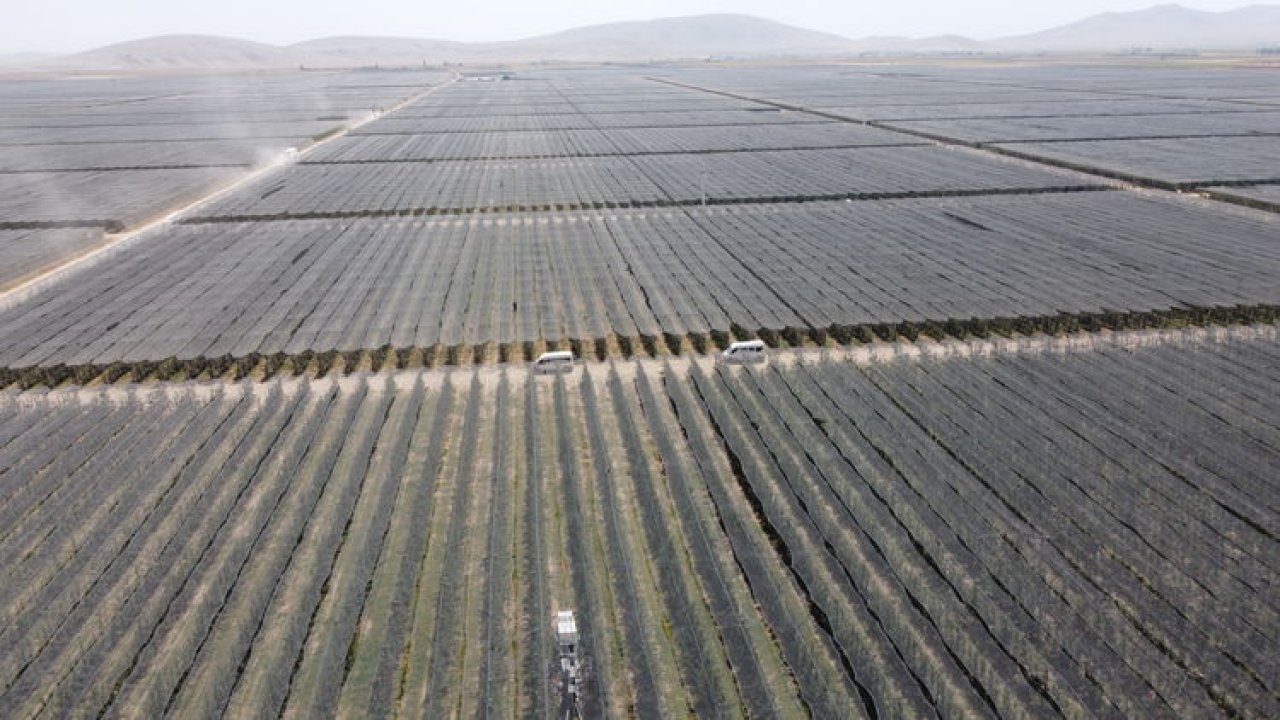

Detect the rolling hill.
xmin=994 ymin=3 xmax=1280 ymax=51
xmin=43 ymin=34 xmax=297 ymax=69
xmin=45 ymin=15 xmax=868 ymax=70
xmin=31 ymin=4 xmax=1280 ymax=69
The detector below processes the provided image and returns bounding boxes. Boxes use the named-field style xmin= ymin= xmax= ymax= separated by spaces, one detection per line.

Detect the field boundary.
xmin=1200 ymin=186 xmax=1280 ymax=213
xmin=2 ymin=321 xmax=1272 ymax=405
xmin=1 ymin=304 xmax=1274 ymax=391
xmin=178 ymin=185 xmax=1115 ymax=224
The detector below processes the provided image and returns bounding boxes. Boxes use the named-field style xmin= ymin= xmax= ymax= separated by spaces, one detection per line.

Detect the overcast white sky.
xmin=5 ymin=1 xmax=1265 ymax=54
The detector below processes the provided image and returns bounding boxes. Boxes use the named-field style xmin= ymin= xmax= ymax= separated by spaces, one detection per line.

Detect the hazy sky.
xmin=6 ymin=1 xmax=1264 ymax=54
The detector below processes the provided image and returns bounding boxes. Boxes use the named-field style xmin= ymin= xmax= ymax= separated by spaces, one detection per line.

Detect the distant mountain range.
xmin=997 ymin=3 xmax=1280 ymax=51
xmin=16 ymin=4 xmax=1280 ymax=70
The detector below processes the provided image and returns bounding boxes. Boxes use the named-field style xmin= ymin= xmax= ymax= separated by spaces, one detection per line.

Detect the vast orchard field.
xmin=0 ymin=192 xmax=1277 ymax=374
xmin=0 ymin=60 xmax=1277 ymax=718
xmin=0 ymin=72 xmax=448 ymax=234
xmin=0 ymin=330 xmax=1276 ymax=719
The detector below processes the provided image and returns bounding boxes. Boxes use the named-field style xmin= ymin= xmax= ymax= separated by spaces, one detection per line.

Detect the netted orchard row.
xmin=187 ymin=146 xmax=1103 ymax=220
xmin=0 ymin=70 xmax=447 ymax=230
xmin=351 ymin=110 xmax=831 ymax=135
xmin=653 ymin=69 xmax=1280 ymax=194
xmin=0 ymin=138 xmax=290 ymax=173
xmin=1 ymin=334 xmax=1275 ymax=717
xmin=402 ymin=76 xmax=679 ymax=103
xmin=306 ymin=122 xmax=922 ymax=163
xmin=626 ymin=145 xmax=1098 ymax=204
xmin=0 ymin=166 xmax=241 ymax=231
xmin=675 ymin=335 xmax=1279 ymax=719
xmin=404 ymin=91 xmax=715 ymax=111
xmin=393 ymin=98 xmax=762 ymax=119
xmin=747 ymin=96 xmax=1259 ymax=124
xmin=650 ymin=68 xmax=1133 ymax=109
xmin=0 ymin=120 xmax=358 ymax=147
xmin=784 ymin=98 xmax=1262 ymax=123
xmin=0 ymin=228 xmax=101 ymax=290
xmin=0 ymin=92 xmax=424 ymax=126
xmin=653 ymin=65 xmax=1272 ymax=121
xmin=878 ymin=63 xmax=1280 ymax=100
xmin=3 ymin=191 xmax=1278 ymax=370
xmin=880 ymin=110 xmax=1280 ymax=144
xmin=990 ymin=135 xmax=1280 ymax=187
xmin=0 ymin=71 xmax=443 ymax=131
xmin=0 ymin=366 xmax=813 ymax=718
xmin=395 ymin=75 xmax=760 ymax=118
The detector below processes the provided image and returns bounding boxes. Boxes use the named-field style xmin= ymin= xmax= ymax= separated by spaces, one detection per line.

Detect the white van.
xmin=532 ymin=350 xmax=575 ymax=374
xmin=721 ymin=340 xmax=766 ymax=364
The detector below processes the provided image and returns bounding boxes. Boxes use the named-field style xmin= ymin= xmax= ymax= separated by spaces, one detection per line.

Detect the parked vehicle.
xmin=721 ymin=339 xmax=766 ymax=364
xmin=533 ymin=350 xmax=576 ymax=374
